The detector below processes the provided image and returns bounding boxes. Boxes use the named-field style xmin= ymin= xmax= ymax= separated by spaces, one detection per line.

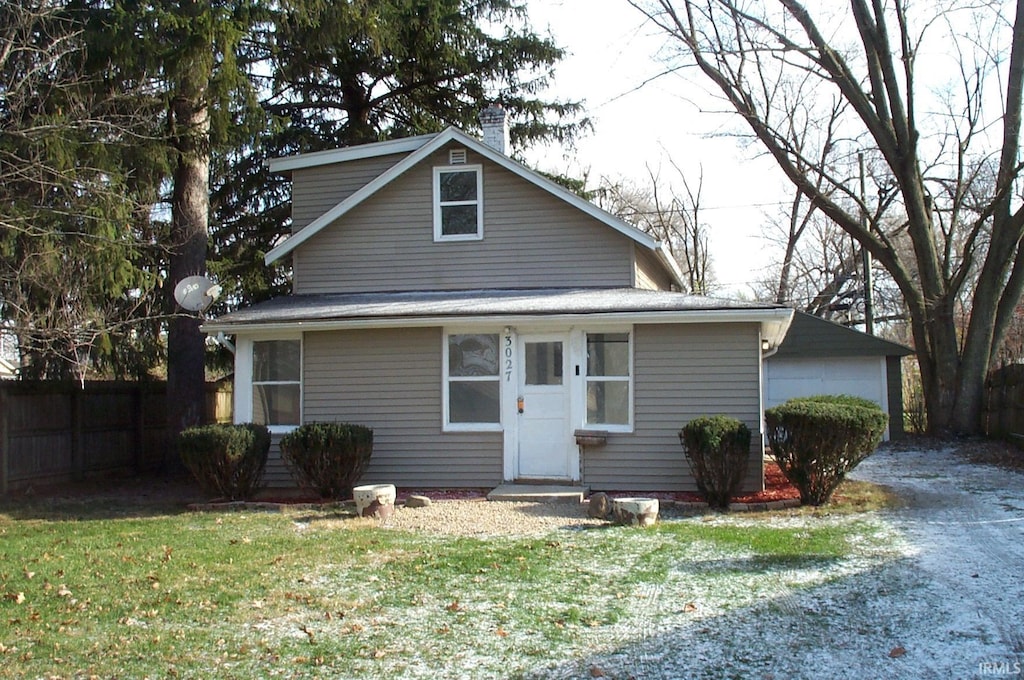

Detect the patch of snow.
xmin=533 ymin=444 xmax=1024 ymax=679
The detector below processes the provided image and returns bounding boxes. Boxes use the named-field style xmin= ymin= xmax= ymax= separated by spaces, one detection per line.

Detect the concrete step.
xmin=486 ymin=484 xmax=588 ymax=503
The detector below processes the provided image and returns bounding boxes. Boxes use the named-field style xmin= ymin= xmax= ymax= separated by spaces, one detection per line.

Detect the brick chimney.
xmin=479 ymin=105 xmax=509 ymax=155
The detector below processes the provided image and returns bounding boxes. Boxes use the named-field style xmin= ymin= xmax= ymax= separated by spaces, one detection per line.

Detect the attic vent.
xmin=449 ymin=148 xmax=468 ymax=165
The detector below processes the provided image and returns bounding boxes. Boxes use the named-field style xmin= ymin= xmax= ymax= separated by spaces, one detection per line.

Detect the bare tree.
xmin=597 ymin=163 xmax=714 ymax=294
xmin=631 ymin=0 xmax=1024 ymax=434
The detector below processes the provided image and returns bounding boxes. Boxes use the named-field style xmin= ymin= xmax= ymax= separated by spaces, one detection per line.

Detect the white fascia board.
xmin=656 ymin=242 xmax=687 ymax=289
xmin=265 ymin=129 xmax=464 ymax=264
xmin=266 ymin=134 xmax=436 ymax=173
xmin=460 ymin=134 xmax=661 ymax=251
xmin=264 ymin=127 xmax=667 ymax=267
xmin=202 ymin=306 xmax=795 ymax=338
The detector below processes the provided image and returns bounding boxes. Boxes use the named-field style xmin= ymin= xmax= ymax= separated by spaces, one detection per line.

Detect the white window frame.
xmin=433 ymin=164 xmax=483 ymax=241
xmin=583 ymin=329 xmax=634 ymax=433
xmin=442 ymin=330 xmax=503 ymax=432
xmin=235 ymin=333 xmax=302 ymax=434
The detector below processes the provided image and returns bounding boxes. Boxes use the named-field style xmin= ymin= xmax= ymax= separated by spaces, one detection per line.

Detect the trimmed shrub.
xmin=765 ymin=395 xmax=888 ymax=506
xmin=179 ymin=423 xmax=270 ymax=501
xmin=279 ymin=422 xmax=373 ymax=499
xmin=679 ymin=415 xmax=752 ymax=509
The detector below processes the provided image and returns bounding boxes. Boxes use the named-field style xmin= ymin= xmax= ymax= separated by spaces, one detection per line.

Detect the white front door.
xmin=516 ymin=333 xmax=572 ymax=479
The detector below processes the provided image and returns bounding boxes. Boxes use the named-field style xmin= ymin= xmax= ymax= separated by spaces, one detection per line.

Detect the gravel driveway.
xmin=533 ymin=443 xmax=1024 ymax=679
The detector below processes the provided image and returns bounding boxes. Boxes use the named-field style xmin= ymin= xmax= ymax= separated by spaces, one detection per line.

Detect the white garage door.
xmin=765 ymin=356 xmax=890 ymax=439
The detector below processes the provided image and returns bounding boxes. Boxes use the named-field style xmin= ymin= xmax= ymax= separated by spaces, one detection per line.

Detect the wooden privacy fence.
xmin=983 ymin=364 xmax=1024 ymax=438
xmin=0 ymin=381 xmax=232 ymax=494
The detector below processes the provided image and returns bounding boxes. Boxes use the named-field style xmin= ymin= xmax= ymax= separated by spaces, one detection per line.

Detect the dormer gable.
xmin=265 ymin=128 xmax=683 ymax=287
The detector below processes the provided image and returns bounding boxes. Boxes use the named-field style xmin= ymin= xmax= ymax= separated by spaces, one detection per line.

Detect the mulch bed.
xmin=255 ymin=462 xmax=801 ymax=506
xmin=601 ymin=461 xmax=799 ymax=504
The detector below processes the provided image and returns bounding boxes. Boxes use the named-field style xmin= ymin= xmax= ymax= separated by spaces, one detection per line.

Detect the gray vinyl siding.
xmin=290 ymin=154 xmax=403 ymax=233
xmin=290 ymin=326 xmax=502 ymax=487
xmin=293 ymin=145 xmax=635 ymax=294
xmin=634 ymin=245 xmax=673 ymax=291
xmin=582 ymin=322 xmax=764 ymax=493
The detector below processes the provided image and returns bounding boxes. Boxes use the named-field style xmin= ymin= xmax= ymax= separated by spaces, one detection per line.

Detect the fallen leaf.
xmin=373 ymin=648 xmax=386 ymax=658
xmin=56 ymin=585 xmax=72 ymax=598
xmin=299 ymin=625 xmax=315 ymax=644
xmin=23 ymin=570 xmax=35 ymax=580
xmin=495 ymin=627 xmax=508 ymax=637
xmin=446 ymin=600 xmax=461 ymax=612
xmin=9 ymin=592 xmax=25 ymax=605
xmin=889 ymin=646 xmax=906 ymax=658
xmin=683 ymin=602 xmax=698 ymax=613
xmin=590 ymin=665 xmax=606 ymax=677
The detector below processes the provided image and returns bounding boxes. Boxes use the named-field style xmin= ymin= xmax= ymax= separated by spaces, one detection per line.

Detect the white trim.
xmin=433 ymin=164 xmax=484 ymax=241
xmin=656 ymin=243 xmax=687 ymax=290
xmin=515 ymin=331 xmax=575 ymax=480
xmin=582 ymin=329 xmax=634 ymax=433
xmin=263 ymin=127 xmax=683 ymax=288
xmin=442 ymin=330 xmax=503 ymax=432
xmin=266 ymin=135 xmax=435 ymax=173
xmin=205 ymin=306 xmax=795 ymax=348
xmin=234 ymin=332 xmax=303 ymax=432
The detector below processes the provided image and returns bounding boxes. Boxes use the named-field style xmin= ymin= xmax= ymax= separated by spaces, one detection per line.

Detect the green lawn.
xmin=0 ymin=494 xmax=896 ymax=679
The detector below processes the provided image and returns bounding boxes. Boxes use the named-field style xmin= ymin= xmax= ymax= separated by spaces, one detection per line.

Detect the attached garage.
xmin=765 ymin=311 xmax=913 ymax=439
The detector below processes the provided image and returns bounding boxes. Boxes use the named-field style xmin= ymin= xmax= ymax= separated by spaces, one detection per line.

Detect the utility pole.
xmin=859 ymin=153 xmax=874 ymax=335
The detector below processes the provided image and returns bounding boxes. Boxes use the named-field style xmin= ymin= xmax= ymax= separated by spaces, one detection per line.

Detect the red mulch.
xmin=602 ymin=461 xmax=800 ymax=504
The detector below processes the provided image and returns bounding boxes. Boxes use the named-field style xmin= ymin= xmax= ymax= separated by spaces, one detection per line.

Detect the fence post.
xmin=0 ymin=386 xmax=8 ymax=495
xmin=132 ymin=385 xmax=144 ymax=473
xmin=70 ymin=385 xmax=83 ymax=481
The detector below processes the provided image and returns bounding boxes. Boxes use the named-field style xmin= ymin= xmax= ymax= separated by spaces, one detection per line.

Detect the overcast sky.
xmin=521 ymin=0 xmax=790 ymax=297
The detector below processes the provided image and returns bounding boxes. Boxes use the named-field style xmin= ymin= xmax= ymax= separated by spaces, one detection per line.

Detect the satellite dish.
xmin=174 ymin=275 xmax=221 ymax=312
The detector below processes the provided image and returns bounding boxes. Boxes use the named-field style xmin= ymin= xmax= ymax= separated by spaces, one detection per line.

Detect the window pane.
xmin=587 ymin=381 xmax=629 ymax=425
xmin=439 ymin=170 xmax=477 ymax=202
xmin=253 ymin=384 xmax=301 ymax=426
xmin=441 ymin=204 xmax=479 ymax=235
xmin=525 ymin=341 xmax=563 ymax=385
xmin=253 ymin=340 xmax=300 ymax=381
xmin=587 ymin=333 xmax=629 ymax=376
xmin=449 ymin=381 xmax=500 ymax=423
xmin=449 ymin=334 xmax=498 ymax=376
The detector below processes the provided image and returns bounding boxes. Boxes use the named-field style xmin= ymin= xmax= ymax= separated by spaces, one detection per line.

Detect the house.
xmin=764 ymin=311 xmax=913 ymax=440
xmin=203 ymin=107 xmax=794 ymax=492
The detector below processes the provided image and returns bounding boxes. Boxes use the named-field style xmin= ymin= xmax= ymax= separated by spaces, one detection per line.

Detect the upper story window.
xmin=252 ymin=338 xmax=302 ymax=429
xmin=433 ymin=165 xmax=483 ymax=241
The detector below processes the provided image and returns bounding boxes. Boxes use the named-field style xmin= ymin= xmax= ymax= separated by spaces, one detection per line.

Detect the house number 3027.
xmin=504 ymin=334 xmax=513 ymax=381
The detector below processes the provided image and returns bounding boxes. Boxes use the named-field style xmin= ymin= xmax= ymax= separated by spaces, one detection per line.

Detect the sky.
xmin=520 ymin=0 xmax=791 ymax=297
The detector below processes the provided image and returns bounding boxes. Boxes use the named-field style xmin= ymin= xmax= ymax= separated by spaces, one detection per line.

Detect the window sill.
xmin=574 ymin=429 xmax=609 ymax=447
xmin=443 ymin=423 xmax=503 ymax=433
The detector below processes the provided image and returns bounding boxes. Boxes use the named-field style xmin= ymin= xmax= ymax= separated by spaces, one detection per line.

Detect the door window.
xmin=525 ymin=341 xmax=563 ymax=385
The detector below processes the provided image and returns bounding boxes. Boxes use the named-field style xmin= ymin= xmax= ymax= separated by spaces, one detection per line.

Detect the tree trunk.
xmin=166 ymin=92 xmax=209 ymax=472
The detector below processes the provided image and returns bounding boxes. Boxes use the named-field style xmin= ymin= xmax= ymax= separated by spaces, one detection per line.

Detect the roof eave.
xmin=203 ymin=306 xmax=795 ymax=340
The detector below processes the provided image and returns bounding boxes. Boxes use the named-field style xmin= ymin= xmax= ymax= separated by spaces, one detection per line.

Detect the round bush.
xmin=765 ymin=395 xmax=888 ymax=506
xmin=679 ymin=415 xmax=752 ymax=509
xmin=178 ymin=423 xmax=270 ymax=501
xmin=279 ymin=422 xmax=373 ymax=499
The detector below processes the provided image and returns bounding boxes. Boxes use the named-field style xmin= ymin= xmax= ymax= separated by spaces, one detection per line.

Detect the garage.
xmin=764 ymin=312 xmax=913 ymax=440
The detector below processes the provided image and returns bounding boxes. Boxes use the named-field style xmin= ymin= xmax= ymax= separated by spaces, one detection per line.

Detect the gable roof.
xmin=770 ymin=310 xmax=913 ymax=359
xmin=263 ymin=128 xmax=685 ymax=287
